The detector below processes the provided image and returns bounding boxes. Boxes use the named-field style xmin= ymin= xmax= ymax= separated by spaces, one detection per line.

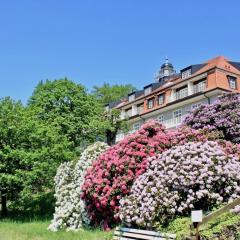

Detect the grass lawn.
xmin=0 ymin=220 xmax=113 ymax=240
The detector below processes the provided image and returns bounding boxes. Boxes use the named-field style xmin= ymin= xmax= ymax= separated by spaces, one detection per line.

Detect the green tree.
xmin=92 ymin=83 xmax=136 ymax=105
xmin=0 ymin=97 xmax=24 ymax=217
xmin=28 ymin=78 xmax=102 ymax=148
xmin=91 ymin=83 xmax=136 ymax=145
xmin=0 ymin=97 xmax=73 ymax=216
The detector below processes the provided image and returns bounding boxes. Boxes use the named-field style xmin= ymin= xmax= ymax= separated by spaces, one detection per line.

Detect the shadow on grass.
xmin=0 ymin=210 xmax=52 ymax=223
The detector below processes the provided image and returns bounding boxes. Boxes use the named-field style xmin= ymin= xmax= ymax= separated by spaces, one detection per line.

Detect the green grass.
xmin=0 ymin=220 xmax=113 ymax=240
xmin=157 ymin=212 xmax=240 ymax=239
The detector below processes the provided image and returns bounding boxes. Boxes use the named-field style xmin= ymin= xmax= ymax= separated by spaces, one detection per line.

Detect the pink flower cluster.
xmin=81 ymin=121 xmax=170 ymax=228
xmin=81 ymin=121 xmax=238 ymax=229
xmin=119 ymin=141 xmax=240 ymax=228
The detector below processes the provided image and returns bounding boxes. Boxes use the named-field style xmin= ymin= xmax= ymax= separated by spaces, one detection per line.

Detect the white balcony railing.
xmin=170 ymin=82 xmax=206 ymax=102
xmin=173 ymin=88 xmax=188 ymax=100
xmin=193 ymin=82 xmax=206 ymax=94
xmin=162 ymin=115 xmax=187 ymax=129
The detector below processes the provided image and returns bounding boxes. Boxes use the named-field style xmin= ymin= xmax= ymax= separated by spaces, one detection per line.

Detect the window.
xmin=173 ymin=109 xmax=182 ymax=118
xmin=147 ymin=99 xmax=154 ymax=109
xmin=175 ymin=87 xmax=188 ymax=100
xmin=126 ymin=108 xmax=132 ymax=118
xmin=157 ymin=115 xmax=164 ymax=123
xmin=228 ymin=76 xmax=237 ymax=89
xmin=173 ymin=109 xmax=182 ymax=125
xmin=164 ymin=69 xmax=169 ymax=76
xmin=193 ymin=80 xmax=206 ymax=93
xmin=144 ymin=86 xmax=152 ymax=95
xmin=191 ymin=103 xmax=202 ymax=110
xmin=128 ymin=94 xmax=135 ymax=102
xmin=133 ymin=123 xmax=140 ymax=131
xmin=137 ymin=104 xmax=144 ymax=114
xmin=181 ymin=69 xmax=191 ymax=79
xmin=158 ymin=93 xmax=165 ymax=105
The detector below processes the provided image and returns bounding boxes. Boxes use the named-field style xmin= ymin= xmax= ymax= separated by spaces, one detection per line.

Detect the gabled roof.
xmin=135 ymin=90 xmax=144 ymax=98
xmin=107 ymin=100 xmax=122 ymax=108
xmin=191 ymin=64 xmax=207 ymax=74
xmin=228 ymin=61 xmax=240 ymax=71
xmin=107 ymin=56 xmax=240 ymax=109
xmin=180 ymin=64 xmax=207 ymax=75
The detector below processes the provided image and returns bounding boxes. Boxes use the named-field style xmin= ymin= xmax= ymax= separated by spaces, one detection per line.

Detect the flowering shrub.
xmin=81 ymin=121 xmax=170 ymax=228
xmin=48 ymin=142 xmax=108 ymax=231
xmin=170 ymin=126 xmax=240 ymax=155
xmin=119 ymin=141 xmax=240 ymax=228
xmin=48 ymin=161 xmax=74 ymax=231
xmin=168 ymin=126 xmax=209 ymax=145
xmin=184 ymin=93 xmax=240 ymax=143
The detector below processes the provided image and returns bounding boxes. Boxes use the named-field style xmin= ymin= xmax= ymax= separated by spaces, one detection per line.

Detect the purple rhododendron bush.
xmin=81 ymin=121 xmax=171 ymax=229
xmin=118 ymin=141 xmax=240 ymax=228
xmin=184 ymin=93 xmax=240 ymax=143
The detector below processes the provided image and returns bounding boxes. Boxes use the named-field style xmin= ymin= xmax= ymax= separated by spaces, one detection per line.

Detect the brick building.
xmin=105 ymin=56 xmax=240 ymax=142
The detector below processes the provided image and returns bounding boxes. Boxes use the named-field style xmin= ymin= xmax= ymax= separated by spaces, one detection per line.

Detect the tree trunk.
xmin=1 ymin=191 xmax=7 ymax=218
xmin=106 ymin=130 xmax=116 ymax=146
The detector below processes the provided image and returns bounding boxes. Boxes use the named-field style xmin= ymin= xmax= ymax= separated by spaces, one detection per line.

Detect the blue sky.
xmin=0 ymin=0 xmax=239 ymax=103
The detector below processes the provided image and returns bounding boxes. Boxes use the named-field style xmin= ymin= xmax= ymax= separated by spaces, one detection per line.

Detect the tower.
xmin=154 ymin=57 xmax=176 ymax=83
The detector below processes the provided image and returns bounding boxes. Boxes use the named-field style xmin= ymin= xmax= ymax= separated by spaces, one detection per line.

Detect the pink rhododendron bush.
xmin=184 ymin=93 xmax=240 ymax=143
xmin=81 ymin=121 xmax=171 ymax=228
xmin=118 ymin=141 xmax=240 ymax=228
xmin=48 ymin=142 xmax=108 ymax=231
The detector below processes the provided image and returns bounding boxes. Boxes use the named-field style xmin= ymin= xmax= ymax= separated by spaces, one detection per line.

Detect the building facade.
xmin=105 ymin=56 xmax=240 ymax=142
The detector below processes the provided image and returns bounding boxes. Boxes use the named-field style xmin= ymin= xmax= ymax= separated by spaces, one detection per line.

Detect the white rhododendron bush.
xmin=48 ymin=142 xmax=108 ymax=231
xmin=119 ymin=141 xmax=240 ymax=228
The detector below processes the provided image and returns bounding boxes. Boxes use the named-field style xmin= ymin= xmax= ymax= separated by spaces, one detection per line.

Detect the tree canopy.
xmin=28 ymin=78 xmax=102 ymax=147
xmin=92 ymin=83 xmax=136 ymax=105
xmin=0 ymin=97 xmax=74 ymax=216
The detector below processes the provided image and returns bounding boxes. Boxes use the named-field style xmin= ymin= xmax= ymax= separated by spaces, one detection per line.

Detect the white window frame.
xmin=181 ymin=69 xmax=191 ymax=79
xmin=144 ymin=86 xmax=152 ymax=95
xmin=175 ymin=87 xmax=188 ymax=100
xmin=228 ymin=76 xmax=237 ymax=89
xmin=173 ymin=109 xmax=182 ymax=125
xmin=158 ymin=94 xmax=164 ymax=105
xmin=157 ymin=115 xmax=164 ymax=123
xmin=191 ymin=102 xmax=202 ymax=110
xmin=128 ymin=94 xmax=135 ymax=102
xmin=147 ymin=99 xmax=154 ymax=109
xmin=126 ymin=108 xmax=132 ymax=118
xmin=132 ymin=123 xmax=141 ymax=131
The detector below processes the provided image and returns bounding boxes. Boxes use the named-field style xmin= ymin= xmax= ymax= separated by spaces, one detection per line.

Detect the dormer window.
xmin=128 ymin=93 xmax=135 ymax=102
xmin=158 ymin=93 xmax=165 ymax=105
xmin=144 ymin=86 xmax=152 ymax=95
xmin=228 ymin=76 xmax=237 ymax=89
xmin=181 ymin=68 xmax=191 ymax=79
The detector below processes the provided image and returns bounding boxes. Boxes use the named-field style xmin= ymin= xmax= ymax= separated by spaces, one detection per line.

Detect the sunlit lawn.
xmin=0 ymin=219 xmax=113 ymax=240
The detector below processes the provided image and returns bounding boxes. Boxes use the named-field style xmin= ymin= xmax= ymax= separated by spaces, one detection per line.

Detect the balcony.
xmin=170 ymin=81 xmax=206 ymax=102
xmin=173 ymin=88 xmax=188 ymax=101
xmin=193 ymin=82 xmax=206 ymax=94
xmin=162 ymin=115 xmax=187 ymax=129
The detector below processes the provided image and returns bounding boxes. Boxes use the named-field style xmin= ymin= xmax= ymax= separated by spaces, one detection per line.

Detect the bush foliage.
xmin=82 ymin=121 xmax=171 ymax=228
xmin=184 ymin=93 xmax=240 ymax=143
xmin=119 ymin=141 xmax=240 ymax=227
xmin=48 ymin=142 xmax=108 ymax=231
